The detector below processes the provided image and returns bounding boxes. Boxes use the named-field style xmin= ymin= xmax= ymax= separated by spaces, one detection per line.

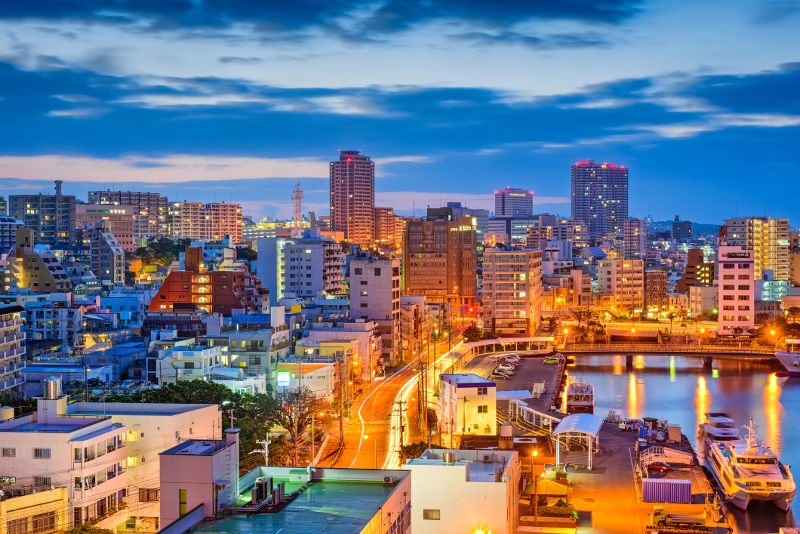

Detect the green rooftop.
xmin=192 ymin=480 xmax=398 ymax=534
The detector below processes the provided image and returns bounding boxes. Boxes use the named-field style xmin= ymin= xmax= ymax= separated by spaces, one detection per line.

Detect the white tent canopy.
xmin=551 ymin=413 xmax=604 ymax=470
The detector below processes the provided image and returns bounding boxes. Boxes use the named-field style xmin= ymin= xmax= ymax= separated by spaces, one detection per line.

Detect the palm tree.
xmin=667 ymin=312 xmax=676 ymax=334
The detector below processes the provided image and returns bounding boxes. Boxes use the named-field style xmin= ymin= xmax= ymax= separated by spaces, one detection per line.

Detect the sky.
xmin=0 ymin=1 xmax=798 ymax=224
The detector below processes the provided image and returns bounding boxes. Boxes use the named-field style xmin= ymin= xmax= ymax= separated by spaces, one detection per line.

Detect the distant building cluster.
xmin=0 ymin=150 xmax=797 ymax=533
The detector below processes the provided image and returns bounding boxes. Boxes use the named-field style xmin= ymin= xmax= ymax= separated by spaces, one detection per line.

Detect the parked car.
xmin=505 ymin=355 xmax=520 ymax=364
xmin=489 ymin=373 xmax=509 ymax=381
xmin=497 ymin=362 xmax=516 ymax=371
xmin=647 ymin=462 xmax=671 ymax=474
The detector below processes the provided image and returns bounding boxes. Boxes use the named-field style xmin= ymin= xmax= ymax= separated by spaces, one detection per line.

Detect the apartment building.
xmin=9 ymin=181 xmax=76 ymax=246
xmin=349 ymin=257 xmax=401 ymax=364
xmin=716 ymin=245 xmax=755 ymax=335
xmin=482 ymin=248 xmax=543 ymax=336
xmin=724 ymin=216 xmax=790 ymax=281
xmin=88 ymin=190 xmax=169 ymax=238
xmin=0 ymin=305 xmax=25 ymax=399
xmin=596 ymin=259 xmax=644 ymax=312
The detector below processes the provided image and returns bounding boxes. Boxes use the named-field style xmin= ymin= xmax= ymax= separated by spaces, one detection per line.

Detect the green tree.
xmin=667 ymin=312 xmax=676 ymax=334
xmin=266 ymin=386 xmax=330 ymax=465
xmin=462 ymin=325 xmax=483 ymax=342
xmin=399 ymin=441 xmax=438 ymax=465
xmin=236 ymin=246 xmax=258 ymax=262
xmin=66 ymin=527 xmax=115 ymax=534
xmin=568 ymin=306 xmax=591 ymax=328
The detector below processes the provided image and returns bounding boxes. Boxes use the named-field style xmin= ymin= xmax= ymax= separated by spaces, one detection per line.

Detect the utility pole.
xmin=394 ymin=400 xmax=407 ymax=447
xmin=251 ymin=431 xmax=271 ymax=466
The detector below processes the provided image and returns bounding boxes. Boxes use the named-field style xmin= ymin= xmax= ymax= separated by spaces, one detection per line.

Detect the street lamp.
xmin=531 ymin=449 xmax=540 ymax=523
xmin=563 ymin=328 xmax=569 ymax=350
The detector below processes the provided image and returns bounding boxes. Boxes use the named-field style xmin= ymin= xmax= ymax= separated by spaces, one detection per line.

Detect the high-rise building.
xmin=85 ymin=221 xmax=126 ymax=285
xmin=0 ymin=215 xmax=24 ymax=256
xmin=9 ymin=180 xmax=76 ymax=246
xmin=717 ymin=245 xmax=754 ymax=335
xmin=494 ymin=187 xmax=533 ymax=217
xmin=623 ymin=218 xmax=647 ymax=260
xmin=644 ymin=269 xmax=668 ymax=311
xmin=570 ymin=160 xmax=628 ymax=243
xmin=169 ymin=201 xmax=243 ymax=243
xmin=724 ymin=216 xmax=790 ymax=281
xmin=3 ymin=228 xmax=72 ymax=293
xmin=88 ymin=190 xmax=169 ymax=238
xmin=374 ymin=207 xmax=402 ymax=249
xmin=672 ymin=215 xmax=693 ymax=242
xmin=76 ymin=204 xmax=139 ymax=253
xmin=482 ymin=248 xmax=542 ymax=336
xmin=402 ymin=216 xmax=477 ymax=310
xmin=329 ymin=150 xmax=375 ymax=246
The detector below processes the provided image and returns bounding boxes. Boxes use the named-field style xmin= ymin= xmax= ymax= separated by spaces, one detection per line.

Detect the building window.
xmin=179 ymin=489 xmax=188 ymax=516
xmin=422 ymin=509 xmax=441 ymax=520
xmin=477 ymin=387 xmax=487 ymax=395
xmin=139 ymin=488 xmax=160 ymax=502
xmin=33 ymin=475 xmax=51 ymax=487
xmin=477 ymin=405 xmax=488 ymax=414
xmin=2 ymin=447 xmax=15 ymax=457
xmin=354 ymin=268 xmax=362 ymax=275
xmin=8 ymin=518 xmax=27 ymax=534
xmin=33 ymin=448 xmax=51 ymax=459
xmin=32 ymin=512 xmax=56 ymax=533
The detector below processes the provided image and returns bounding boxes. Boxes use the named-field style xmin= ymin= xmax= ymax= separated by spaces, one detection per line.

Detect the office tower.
xmin=402 ymin=216 xmax=477 ymax=310
xmin=329 ymin=150 xmax=375 ymax=246
xmin=623 ymin=218 xmax=647 ymax=260
xmin=374 ymin=207 xmax=401 ymax=249
xmin=596 ymin=259 xmax=644 ymax=312
xmin=717 ymin=245 xmax=754 ymax=336
xmin=724 ymin=216 xmax=790 ymax=280
xmin=494 ymin=187 xmax=533 ymax=217
xmin=88 ymin=190 xmax=169 ymax=238
xmin=672 ymin=215 xmax=692 ymax=242
xmin=482 ymin=248 xmax=542 ymax=336
xmin=570 ymin=160 xmax=628 ymax=243
xmin=9 ymin=180 xmax=76 ymax=246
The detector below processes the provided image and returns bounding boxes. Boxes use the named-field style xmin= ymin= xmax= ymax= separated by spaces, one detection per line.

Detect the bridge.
xmin=562 ymin=342 xmax=775 ymax=360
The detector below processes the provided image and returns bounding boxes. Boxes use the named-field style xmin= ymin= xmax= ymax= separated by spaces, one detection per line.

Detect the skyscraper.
xmin=9 ymin=180 xmax=76 ymax=246
xmin=570 ymin=160 xmax=628 ymax=243
xmin=724 ymin=216 xmax=790 ymax=281
xmin=494 ymin=187 xmax=533 ymax=217
xmin=329 ymin=150 xmax=375 ymax=246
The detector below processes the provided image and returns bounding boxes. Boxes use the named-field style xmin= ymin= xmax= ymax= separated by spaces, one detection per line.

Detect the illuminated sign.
xmin=277 ymin=371 xmax=291 ymax=387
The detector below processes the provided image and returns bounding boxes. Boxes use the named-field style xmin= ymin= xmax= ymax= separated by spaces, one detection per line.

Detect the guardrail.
xmin=563 ymin=342 xmax=775 ymax=356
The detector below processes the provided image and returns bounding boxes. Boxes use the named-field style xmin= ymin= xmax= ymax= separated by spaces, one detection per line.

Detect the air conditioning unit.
xmin=383 ymin=476 xmax=396 ymax=485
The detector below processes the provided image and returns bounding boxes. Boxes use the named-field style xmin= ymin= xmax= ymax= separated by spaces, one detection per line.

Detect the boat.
xmin=698 ymin=412 xmax=740 ymax=447
xmin=564 ymin=378 xmax=594 ymax=414
xmin=637 ymin=442 xmax=696 ymax=468
xmin=703 ymin=418 xmax=795 ymax=511
xmin=776 ymin=348 xmax=800 ymax=377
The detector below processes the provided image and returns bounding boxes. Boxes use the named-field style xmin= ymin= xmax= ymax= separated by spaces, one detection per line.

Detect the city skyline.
xmin=0 ymin=2 xmax=798 ymax=224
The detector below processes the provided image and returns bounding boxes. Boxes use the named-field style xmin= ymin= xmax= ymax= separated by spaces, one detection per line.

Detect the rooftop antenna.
xmin=291 ymin=183 xmax=304 ymax=238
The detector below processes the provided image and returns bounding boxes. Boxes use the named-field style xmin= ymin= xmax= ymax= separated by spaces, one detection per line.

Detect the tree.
xmin=266 ymin=386 xmax=330 ymax=465
xmin=568 ymin=307 xmax=591 ymax=328
xmin=236 ymin=246 xmax=257 ymax=262
xmin=788 ymin=307 xmax=800 ymax=324
xmin=667 ymin=312 xmax=676 ymax=334
xmin=462 ymin=324 xmax=483 ymax=342
xmin=399 ymin=441 xmax=437 ymax=465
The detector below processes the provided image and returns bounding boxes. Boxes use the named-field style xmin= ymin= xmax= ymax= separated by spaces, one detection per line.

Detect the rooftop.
xmin=193 ymin=480 xmax=396 ymax=534
xmin=440 ymin=373 xmax=494 ymax=388
xmin=162 ymin=439 xmax=232 ymax=456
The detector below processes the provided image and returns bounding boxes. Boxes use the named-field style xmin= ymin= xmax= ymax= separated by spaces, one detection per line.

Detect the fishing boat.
xmin=564 ymin=378 xmax=594 ymax=414
xmin=703 ymin=418 xmax=795 ymax=511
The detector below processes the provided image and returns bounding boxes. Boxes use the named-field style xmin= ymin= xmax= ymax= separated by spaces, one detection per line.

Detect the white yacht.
xmin=564 ymin=378 xmax=594 ymax=414
xmin=704 ymin=418 xmax=795 ymax=511
xmin=698 ymin=412 xmax=740 ymax=448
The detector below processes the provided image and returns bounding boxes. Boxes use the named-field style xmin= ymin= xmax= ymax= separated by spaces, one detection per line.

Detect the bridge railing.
xmin=563 ymin=342 xmax=774 ymax=355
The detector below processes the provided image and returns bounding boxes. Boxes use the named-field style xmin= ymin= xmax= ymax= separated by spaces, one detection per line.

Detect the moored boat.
xmin=564 ymin=378 xmax=594 ymax=414
xmin=703 ymin=418 xmax=795 ymax=511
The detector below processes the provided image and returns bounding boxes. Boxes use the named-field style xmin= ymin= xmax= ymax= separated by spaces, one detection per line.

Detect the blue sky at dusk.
xmin=0 ymin=1 xmax=798 ymax=224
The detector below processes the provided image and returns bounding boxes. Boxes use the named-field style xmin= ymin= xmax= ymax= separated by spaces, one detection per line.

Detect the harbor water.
xmin=569 ymin=353 xmax=796 ymax=534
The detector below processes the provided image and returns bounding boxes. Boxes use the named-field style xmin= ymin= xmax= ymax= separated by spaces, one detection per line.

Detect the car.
xmin=489 ymin=373 xmax=509 ymax=381
xmin=497 ymin=362 xmax=516 ymax=370
xmin=505 ymin=355 xmax=520 ymax=363
xmin=646 ymin=462 xmax=671 ymax=474
xmin=493 ymin=368 xmax=513 ymax=377
xmin=543 ymin=357 xmax=560 ymax=365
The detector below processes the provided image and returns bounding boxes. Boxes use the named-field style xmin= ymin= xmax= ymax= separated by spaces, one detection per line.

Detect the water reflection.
xmin=571 ymin=354 xmax=794 ymax=534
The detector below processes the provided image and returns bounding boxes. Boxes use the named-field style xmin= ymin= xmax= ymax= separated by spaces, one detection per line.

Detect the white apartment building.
xmin=405 ymin=448 xmax=520 ymax=534
xmin=155 ymin=343 xmax=224 ymax=385
xmin=0 ymin=378 xmax=219 ymax=532
xmin=482 ymin=248 xmax=542 ymax=336
xmin=255 ymin=234 xmax=344 ymax=304
xmin=349 ymin=257 xmax=401 ymax=364
xmin=717 ymin=245 xmax=755 ymax=335
xmin=439 ymin=373 xmax=497 ymax=446
xmin=596 ymin=259 xmax=644 ymax=312
xmin=0 ymin=305 xmax=25 ymax=399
